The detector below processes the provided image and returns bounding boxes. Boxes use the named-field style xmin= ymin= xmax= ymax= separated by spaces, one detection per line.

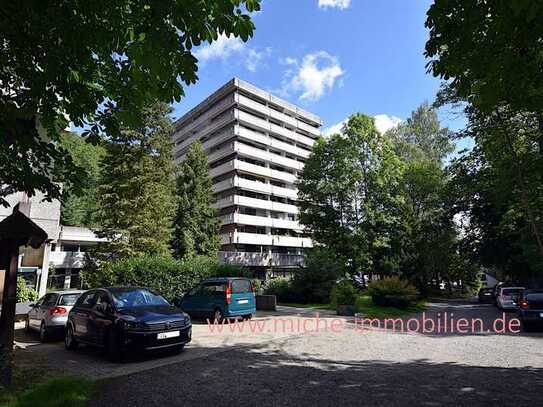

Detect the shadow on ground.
xmin=89 ymin=341 xmax=543 ymax=407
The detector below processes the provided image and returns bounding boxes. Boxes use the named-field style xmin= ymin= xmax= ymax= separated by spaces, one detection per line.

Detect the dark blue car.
xmin=178 ymin=277 xmax=256 ymax=321
xmin=518 ymin=289 xmax=543 ymax=331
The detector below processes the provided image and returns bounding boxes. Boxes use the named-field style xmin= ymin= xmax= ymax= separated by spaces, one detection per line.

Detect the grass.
xmin=355 ymin=295 xmax=427 ymax=319
xmin=279 ymin=296 xmax=427 ymax=318
xmin=0 ymin=376 xmax=94 ymax=407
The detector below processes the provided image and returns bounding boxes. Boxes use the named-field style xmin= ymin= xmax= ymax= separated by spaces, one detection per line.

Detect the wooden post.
xmin=0 ymin=240 xmax=19 ymax=389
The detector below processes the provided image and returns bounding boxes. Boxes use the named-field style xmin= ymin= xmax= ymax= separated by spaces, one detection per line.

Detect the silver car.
xmin=496 ymin=287 xmax=524 ymax=311
xmin=26 ymin=290 xmax=84 ymax=342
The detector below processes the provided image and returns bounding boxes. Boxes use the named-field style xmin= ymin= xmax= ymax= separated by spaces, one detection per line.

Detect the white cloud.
xmin=194 ymin=34 xmax=271 ymax=72
xmin=318 ymin=0 xmax=351 ymax=10
xmin=245 ymin=47 xmax=272 ymax=72
xmin=374 ymin=114 xmax=403 ymax=134
xmin=323 ymin=114 xmax=402 ymax=137
xmin=194 ymin=34 xmax=245 ymax=62
xmin=280 ymin=51 xmax=344 ymax=102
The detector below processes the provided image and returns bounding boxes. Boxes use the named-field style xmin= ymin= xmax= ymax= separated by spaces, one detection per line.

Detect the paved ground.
xmin=14 ymin=300 xmax=543 ymax=406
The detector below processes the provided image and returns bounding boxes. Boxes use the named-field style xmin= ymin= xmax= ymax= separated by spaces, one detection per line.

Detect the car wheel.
xmin=65 ymin=324 xmax=78 ymax=350
xmin=243 ymin=314 xmax=253 ymax=320
xmin=213 ymin=308 xmax=224 ymax=323
xmin=107 ymin=330 xmax=124 ymax=363
xmin=39 ymin=321 xmax=49 ymax=343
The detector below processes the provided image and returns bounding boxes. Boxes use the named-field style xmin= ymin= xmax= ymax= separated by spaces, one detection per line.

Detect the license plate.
xmin=157 ymin=331 xmax=180 ymax=340
xmin=237 ymin=299 xmax=248 ymax=304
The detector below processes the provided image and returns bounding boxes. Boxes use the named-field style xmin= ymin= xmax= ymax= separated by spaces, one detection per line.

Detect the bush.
xmin=330 ymin=280 xmax=358 ymax=306
xmin=262 ymin=277 xmax=297 ymax=302
xmin=367 ymin=276 xmax=419 ymax=309
xmin=290 ymin=247 xmax=345 ymax=304
xmin=17 ymin=276 xmax=38 ymax=303
xmin=81 ymin=255 xmax=245 ymax=302
xmin=213 ymin=263 xmax=251 ymax=278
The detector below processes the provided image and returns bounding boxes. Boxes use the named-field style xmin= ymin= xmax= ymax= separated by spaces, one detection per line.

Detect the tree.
xmin=59 ymin=132 xmax=105 ymax=227
xmin=298 ymin=114 xmax=404 ymax=280
xmin=425 ymin=0 xmax=543 ymax=154
xmin=386 ymin=102 xmax=454 ymax=163
xmin=172 ymin=141 xmax=220 ymax=259
xmin=447 ymin=107 xmax=543 ymax=283
xmin=0 ymin=0 xmax=261 ymax=207
xmin=96 ymin=102 xmax=176 ymax=258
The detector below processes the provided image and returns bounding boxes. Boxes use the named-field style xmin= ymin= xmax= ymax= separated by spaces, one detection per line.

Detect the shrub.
xmin=213 ymin=263 xmax=251 ymax=278
xmin=290 ymin=247 xmax=345 ymax=304
xmin=16 ymin=276 xmax=38 ymax=303
xmin=262 ymin=277 xmax=297 ymax=302
xmin=81 ymin=255 xmax=239 ymax=302
xmin=367 ymin=276 xmax=419 ymax=309
xmin=330 ymin=280 xmax=358 ymax=306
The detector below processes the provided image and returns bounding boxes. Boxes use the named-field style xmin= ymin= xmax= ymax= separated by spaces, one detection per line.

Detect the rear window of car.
xmin=58 ymin=293 xmax=81 ymax=306
xmin=231 ymin=279 xmax=252 ymax=294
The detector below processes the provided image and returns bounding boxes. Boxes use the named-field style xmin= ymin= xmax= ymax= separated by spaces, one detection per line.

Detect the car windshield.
xmin=58 ymin=293 xmax=81 ymax=306
xmin=110 ymin=288 xmax=169 ymax=308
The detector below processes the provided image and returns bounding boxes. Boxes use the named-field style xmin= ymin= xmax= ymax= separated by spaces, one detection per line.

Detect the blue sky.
xmin=172 ymin=0 xmax=468 ymax=142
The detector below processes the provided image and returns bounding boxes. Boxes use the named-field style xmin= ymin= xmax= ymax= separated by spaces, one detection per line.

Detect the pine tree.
xmin=173 ymin=141 xmax=220 ymax=259
xmin=96 ymin=102 xmax=176 ymax=258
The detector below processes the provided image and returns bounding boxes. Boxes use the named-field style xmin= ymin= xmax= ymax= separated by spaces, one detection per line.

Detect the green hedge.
xmin=367 ymin=276 xmax=419 ymax=309
xmin=17 ymin=276 xmax=38 ymax=303
xmin=81 ymin=255 xmax=247 ymax=302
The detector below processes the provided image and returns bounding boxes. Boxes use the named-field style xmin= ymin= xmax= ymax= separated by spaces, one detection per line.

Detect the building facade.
xmin=0 ymin=192 xmax=104 ymax=297
xmin=172 ymin=78 xmax=322 ymax=276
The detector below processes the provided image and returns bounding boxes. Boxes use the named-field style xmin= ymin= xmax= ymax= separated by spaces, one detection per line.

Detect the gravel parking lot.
xmin=14 ymin=300 xmax=543 ymax=406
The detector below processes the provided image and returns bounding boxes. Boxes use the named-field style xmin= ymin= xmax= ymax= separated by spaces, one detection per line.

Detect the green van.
xmin=177 ymin=277 xmax=256 ymax=321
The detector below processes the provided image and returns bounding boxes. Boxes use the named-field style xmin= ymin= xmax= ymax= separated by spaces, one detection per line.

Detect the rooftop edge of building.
xmin=173 ymin=77 xmax=323 ymax=131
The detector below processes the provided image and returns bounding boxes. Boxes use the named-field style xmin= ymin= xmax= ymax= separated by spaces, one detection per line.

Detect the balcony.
xmin=236 ymin=110 xmax=315 ymax=149
xmin=236 ymin=125 xmax=311 ymax=159
xmin=49 ymin=251 xmax=87 ymax=269
xmin=219 ymin=251 xmax=306 ymax=268
xmin=221 ymin=213 xmax=301 ymax=230
xmin=214 ymin=195 xmax=299 ymax=214
xmin=220 ymin=232 xmax=313 ymax=248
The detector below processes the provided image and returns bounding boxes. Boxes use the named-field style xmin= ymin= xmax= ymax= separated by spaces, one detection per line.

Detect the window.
xmin=77 ymin=291 xmax=97 ymax=308
xmin=42 ymin=294 xmax=58 ymax=307
xmin=58 ymin=293 xmax=81 ymax=306
xmin=202 ymin=282 xmax=226 ymax=296
xmin=231 ymin=279 xmax=252 ymax=294
xmin=94 ymin=291 xmax=110 ymax=308
xmin=110 ymin=288 xmax=169 ymax=308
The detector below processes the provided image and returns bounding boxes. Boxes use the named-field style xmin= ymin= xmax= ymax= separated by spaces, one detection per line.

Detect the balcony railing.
xmin=219 ymin=251 xmax=305 ymax=267
xmin=49 ymin=251 xmax=87 ymax=268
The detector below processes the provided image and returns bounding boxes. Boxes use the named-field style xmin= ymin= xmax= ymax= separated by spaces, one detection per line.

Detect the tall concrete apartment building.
xmin=172 ymin=78 xmax=322 ymax=276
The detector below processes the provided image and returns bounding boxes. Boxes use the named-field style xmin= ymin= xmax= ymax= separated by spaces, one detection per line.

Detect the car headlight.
xmin=121 ymin=320 xmax=146 ymax=330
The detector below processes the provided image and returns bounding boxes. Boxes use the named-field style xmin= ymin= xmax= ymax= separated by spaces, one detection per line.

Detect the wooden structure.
xmin=0 ymin=204 xmax=47 ymax=388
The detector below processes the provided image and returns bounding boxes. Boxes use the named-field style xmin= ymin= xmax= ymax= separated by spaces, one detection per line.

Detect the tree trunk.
xmin=0 ymin=240 xmax=18 ymax=389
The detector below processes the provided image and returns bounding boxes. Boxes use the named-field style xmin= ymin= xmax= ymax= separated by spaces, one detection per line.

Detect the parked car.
xmin=495 ymin=286 xmax=524 ymax=311
xmin=177 ymin=277 xmax=256 ymax=321
xmin=478 ymin=287 xmax=494 ymax=303
xmin=65 ymin=287 xmax=191 ymax=361
xmin=518 ymin=289 xmax=543 ymax=331
xmin=26 ymin=290 xmax=84 ymax=342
